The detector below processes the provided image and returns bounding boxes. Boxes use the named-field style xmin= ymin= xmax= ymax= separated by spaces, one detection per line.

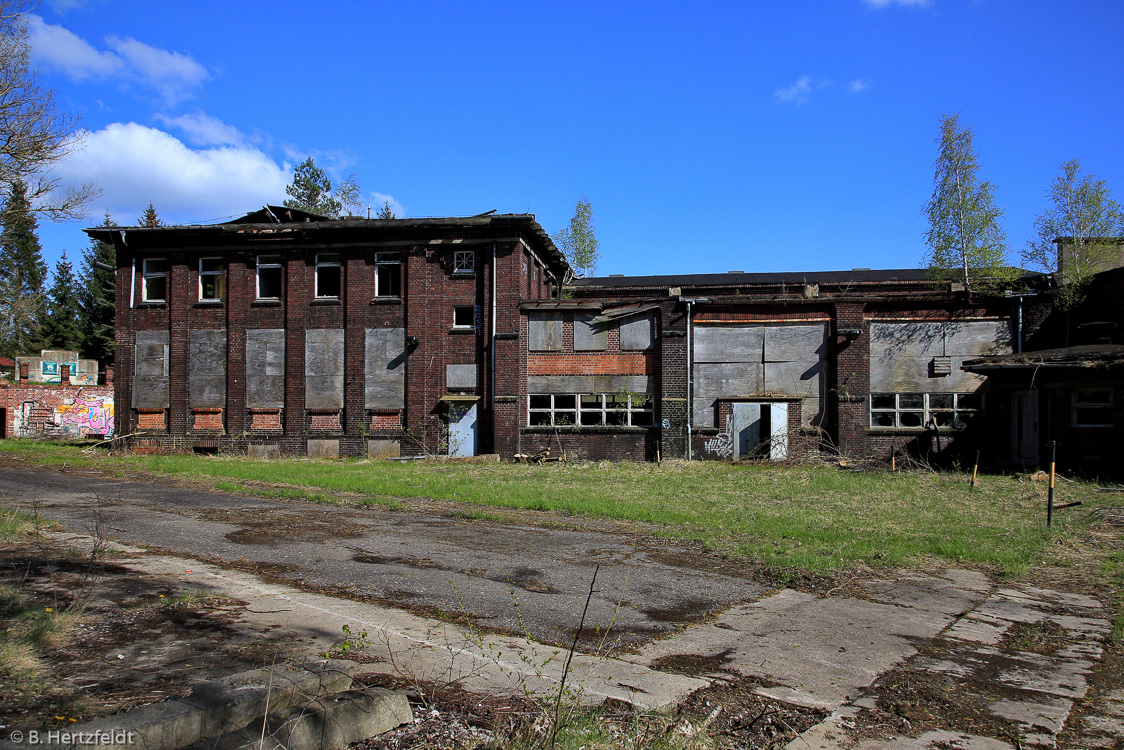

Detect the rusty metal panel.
xmin=365 ymin=328 xmax=405 ymax=410
xmin=527 ymin=375 xmax=653 ymax=394
xmin=133 ymin=330 xmax=169 ymax=408
xmin=189 ymin=329 xmax=226 ymax=408
xmin=246 ymin=329 xmax=285 ymax=409
xmin=574 ymin=313 xmax=608 ymax=351
xmin=528 ymin=313 xmax=562 ymax=351
xmin=305 ymin=329 xmax=344 ymax=411
xmin=869 ymin=320 xmax=1012 ymax=392
xmin=619 ymin=313 xmax=654 ymax=351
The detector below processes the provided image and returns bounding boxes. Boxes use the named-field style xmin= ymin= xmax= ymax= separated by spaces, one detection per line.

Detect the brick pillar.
xmin=61 ymin=364 xmax=71 ymax=385
xmin=832 ymin=301 xmax=870 ymax=458
xmin=19 ymin=363 xmax=28 ymax=382
xmin=105 ymin=365 xmax=114 ymax=386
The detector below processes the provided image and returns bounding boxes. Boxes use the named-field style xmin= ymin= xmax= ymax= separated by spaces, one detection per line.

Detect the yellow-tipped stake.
xmin=970 ymin=450 xmax=979 ymax=492
xmin=1047 ymin=440 xmax=1057 ymax=527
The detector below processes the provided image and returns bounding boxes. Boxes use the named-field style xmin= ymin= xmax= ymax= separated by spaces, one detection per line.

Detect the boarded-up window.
xmin=868 ymin=320 xmax=1012 ymax=394
xmin=365 ymin=328 xmax=405 ymax=410
xmin=574 ymin=313 xmax=607 ymax=351
xmin=246 ymin=329 xmax=285 ymax=409
xmin=446 ymin=364 xmax=477 ymax=389
xmin=133 ymin=330 xmax=169 ymax=408
xmin=619 ymin=314 xmax=655 ymax=351
xmin=306 ymin=329 xmax=345 ymax=410
xmin=189 ymin=330 xmax=226 ymax=408
xmin=528 ymin=313 xmax=562 ymax=351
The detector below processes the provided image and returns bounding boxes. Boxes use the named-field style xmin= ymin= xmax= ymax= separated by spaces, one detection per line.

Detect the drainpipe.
xmin=490 ymin=241 xmax=497 ymax=450
xmin=1004 ymin=290 xmax=1038 ymax=354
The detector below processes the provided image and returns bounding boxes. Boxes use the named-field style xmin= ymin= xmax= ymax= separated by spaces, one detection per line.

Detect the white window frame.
xmin=453 ymin=250 xmax=475 ymax=274
xmin=529 ymin=393 xmax=654 ymax=428
xmin=869 ymin=392 xmax=983 ymax=430
xmin=374 ymin=253 xmax=401 ymax=297
xmin=452 ymin=306 xmax=475 ymax=329
xmin=1071 ymin=389 xmax=1113 ymax=428
xmin=256 ymin=255 xmax=282 ymax=300
xmin=198 ymin=257 xmax=224 ymax=301
xmin=315 ymin=253 xmax=342 ymax=299
xmin=142 ymin=258 xmax=167 ymax=302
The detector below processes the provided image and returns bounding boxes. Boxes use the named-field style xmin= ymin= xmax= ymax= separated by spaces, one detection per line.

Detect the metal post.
xmin=1047 ymin=440 xmax=1057 ymax=527
xmin=970 ymin=450 xmax=979 ymax=492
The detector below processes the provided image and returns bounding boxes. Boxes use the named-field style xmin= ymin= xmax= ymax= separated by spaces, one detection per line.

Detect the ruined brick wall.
xmin=0 ymin=383 xmax=115 ymax=439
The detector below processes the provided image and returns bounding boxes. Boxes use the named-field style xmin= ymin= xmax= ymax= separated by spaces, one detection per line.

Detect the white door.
xmin=731 ymin=402 xmax=788 ymax=460
xmin=769 ymin=402 xmax=789 ymax=460
xmin=448 ymin=403 xmax=477 ymax=457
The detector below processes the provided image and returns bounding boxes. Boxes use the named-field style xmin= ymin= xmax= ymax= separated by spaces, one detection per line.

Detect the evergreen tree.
xmin=79 ymin=212 xmax=116 ymax=364
xmin=41 ymin=250 xmax=83 ymax=351
xmin=137 ymin=202 xmax=163 ymax=227
xmin=376 ymin=201 xmax=396 ymax=219
xmin=282 ymin=157 xmax=362 ymax=218
xmin=0 ymin=179 xmax=48 ymax=294
xmin=923 ymin=114 xmax=1016 ymax=297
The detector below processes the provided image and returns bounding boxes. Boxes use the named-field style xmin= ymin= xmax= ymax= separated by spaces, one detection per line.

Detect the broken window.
xmin=453 ymin=306 xmax=475 ymax=329
xmin=870 ymin=393 xmax=982 ymax=429
xmin=257 ymin=255 xmax=282 ymax=300
xmin=374 ymin=253 xmax=401 ymax=297
xmin=530 ymin=393 xmax=653 ymax=427
xmin=142 ymin=258 xmax=167 ymax=302
xmin=453 ymin=250 xmax=474 ymax=274
xmin=198 ymin=257 xmax=225 ymax=301
xmin=315 ymin=253 xmax=341 ymax=298
xmin=1071 ymin=389 xmax=1113 ymax=427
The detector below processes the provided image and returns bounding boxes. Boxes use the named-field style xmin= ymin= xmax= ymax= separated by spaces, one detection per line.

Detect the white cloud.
xmin=848 ymin=78 xmax=871 ymax=93
xmin=369 ymin=193 xmax=406 ymax=218
xmin=27 ymin=18 xmax=209 ymax=104
xmin=775 ymin=75 xmax=815 ymax=104
xmin=53 ymin=122 xmax=290 ymax=222
xmin=28 ymin=15 xmax=123 ymax=79
xmin=863 ymin=0 xmax=932 ymax=8
xmin=105 ymin=35 xmax=209 ymax=104
xmin=157 ymin=112 xmax=245 ymax=147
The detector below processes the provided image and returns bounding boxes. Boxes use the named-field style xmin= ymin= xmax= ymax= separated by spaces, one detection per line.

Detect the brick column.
xmin=832 ymin=301 xmax=870 ymax=458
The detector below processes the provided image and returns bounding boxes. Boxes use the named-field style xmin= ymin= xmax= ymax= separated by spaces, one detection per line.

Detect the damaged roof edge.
xmin=84 ymin=209 xmax=568 ymax=276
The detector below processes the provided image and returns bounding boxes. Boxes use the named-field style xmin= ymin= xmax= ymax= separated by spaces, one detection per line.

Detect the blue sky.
xmin=26 ymin=0 xmax=1124 ymax=278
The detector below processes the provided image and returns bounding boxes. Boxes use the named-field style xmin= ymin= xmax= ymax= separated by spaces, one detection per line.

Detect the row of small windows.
xmin=869 ymin=392 xmax=982 ymax=429
xmin=529 ymin=393 xmax=654 ymax=427
xmin=140 ymin=251 xmax=469 ymax=303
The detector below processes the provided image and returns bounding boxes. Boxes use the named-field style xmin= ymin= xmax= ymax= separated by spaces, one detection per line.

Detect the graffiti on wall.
xmin=15 ymin=393 xmax=114 ymax=438
xmin=703 ymin=415 xmax=733 ymax=458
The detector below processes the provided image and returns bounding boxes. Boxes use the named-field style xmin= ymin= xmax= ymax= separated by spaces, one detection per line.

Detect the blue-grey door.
xmin=448 ymin=403 xmax=478 ymax=457
xmin=730 ymin=403 xmax=762 ymax=459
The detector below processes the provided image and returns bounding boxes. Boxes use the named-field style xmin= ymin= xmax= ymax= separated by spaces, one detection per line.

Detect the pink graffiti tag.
xmin=57 ymin=395 xmax=115 ymax=435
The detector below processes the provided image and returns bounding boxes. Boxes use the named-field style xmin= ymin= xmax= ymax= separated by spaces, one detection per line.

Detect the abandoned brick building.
xmin=90 ymin=207 xmax=1119 ymax=472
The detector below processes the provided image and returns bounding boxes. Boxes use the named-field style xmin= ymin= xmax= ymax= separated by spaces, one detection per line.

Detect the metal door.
xmin=730 ymin=403 xmax=762 ymax=459
xmin=448 ymin=403 xmax=478 ymax=457
xmin=768 ymin=403 xmax=789 ymax=460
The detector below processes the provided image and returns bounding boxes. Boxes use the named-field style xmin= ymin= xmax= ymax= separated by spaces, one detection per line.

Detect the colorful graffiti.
xmin=57 ymin=395 xmax=115 ymax=436
xmin=14 ymin=393 xmax=115 ymax=438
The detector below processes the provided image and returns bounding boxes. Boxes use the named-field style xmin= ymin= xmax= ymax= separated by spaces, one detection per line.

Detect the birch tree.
xmin=553 ymin=197 xmax=600 ymax=278
xmin=923 ymin=114 xmax=1016 ymax=296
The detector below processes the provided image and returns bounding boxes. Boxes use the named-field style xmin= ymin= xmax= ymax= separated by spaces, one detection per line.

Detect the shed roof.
xmin=961 ymin=344 xmax=1124 ymax=372
xmin=572 ymin=268 xmax=1045 ymax=289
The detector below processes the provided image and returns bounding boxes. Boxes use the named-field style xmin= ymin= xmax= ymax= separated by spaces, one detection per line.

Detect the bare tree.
xmin=0 ymin=2 xmax=96 ymax=221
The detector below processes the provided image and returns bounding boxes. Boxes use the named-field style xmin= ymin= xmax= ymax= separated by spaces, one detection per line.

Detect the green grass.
xmin=0 ymin=508 xmax=37 ymax=540
xmin=0 ymin=440 xmax=1110 ymax=574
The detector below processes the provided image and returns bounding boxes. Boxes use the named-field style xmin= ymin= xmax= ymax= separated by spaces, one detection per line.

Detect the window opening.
xmin=199 ymin=257 xmax=224 ymax=301
xmin=257 ymin=255 xmax=282 ymax=299
xmin=530 ymin=393 xmax=653 ymax=427
xmin=453 ymin=250 xmax=474 ymax=274
xmin=1072 ymin=390 xmax=1113 ymax=427
xmin=453 ymin=306 xmax=474 ymax=329
xmin=870 ymin=393 xmax=982 ymax=429
xmin=142 ymin=258 xmax=167 ymax=302
xmin=374 ymin=253 xmax=401 ymax=297
xmin=315 ymin=254 xmax=342 ymax=298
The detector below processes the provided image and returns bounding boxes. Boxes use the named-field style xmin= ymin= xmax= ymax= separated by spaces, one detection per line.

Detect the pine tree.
xmin=41 ymin=250 xmax=83 ymax=351
xmin=137 ymin=202 xmax=163 ymax=227
xmin=0 ymin=179 xmax=48 ymax=294
xmin=376 ymin=201 xmax=396 ymax=219
xmin=79 ymin=212 xmax=116 ymax=364
xmin=282 ymin=157 xmax=362 ymax=218
xmin=0 ymin=179 xmax=46 ymax=354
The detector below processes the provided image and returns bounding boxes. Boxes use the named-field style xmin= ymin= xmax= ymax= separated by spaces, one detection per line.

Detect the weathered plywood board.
xmin=528 ymin=375 xmax=653 ymax=395
xmin=446 ymin=364 xmax=477 ymax=389
xmin=764 ymin=324 xmax=828 ymax=362
xmin=694 ymin=326 xmax=765 ymax=364
xmin=188 ymin=329 xmax=226 ymax=409
xmin=133 ymin=330 xmax=169 ymax=408
xmin=619 ymin=314 xmax=655 ymax=351
xmin=869 ymin=320 xmax=1012 ymax=392
xmin=365 ymin=328 xmax=405 ymax=409
xmin=528 ymin=313 xmax=562 ymax=351
xmin=574 ymin=313 xmax=608 ymax=351
xmin=246 ymin=329 xmax=285 ymax=409
xmin=305 ymin=329 xmax=345 ymax=410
